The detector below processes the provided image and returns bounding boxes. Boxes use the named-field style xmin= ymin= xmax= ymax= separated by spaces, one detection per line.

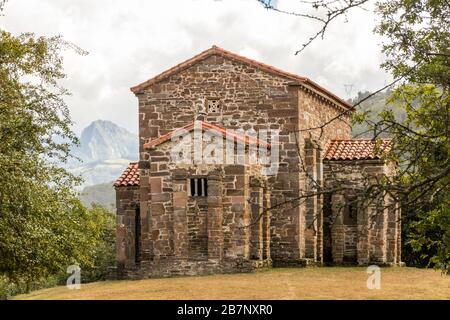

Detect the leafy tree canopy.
xmin=0 ymin=29 xmax=103 ymax=287
xmin=359 ymin=0 xmax=449 ymax=273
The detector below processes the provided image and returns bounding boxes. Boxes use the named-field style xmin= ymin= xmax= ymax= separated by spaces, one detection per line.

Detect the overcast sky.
xmin=0 ymin=0 xmax=389 ymax=135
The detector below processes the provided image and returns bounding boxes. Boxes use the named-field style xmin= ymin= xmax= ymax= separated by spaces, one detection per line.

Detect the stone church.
xmin=113 ymin=46 xmax=401 ymax=278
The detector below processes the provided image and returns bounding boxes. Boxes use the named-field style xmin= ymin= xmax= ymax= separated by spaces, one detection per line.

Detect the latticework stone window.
xmin=206 ymin=99 xmax=220 ymax=114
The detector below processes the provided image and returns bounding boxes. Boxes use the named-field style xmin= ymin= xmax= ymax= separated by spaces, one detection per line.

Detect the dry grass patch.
xmin=14 ymin=267 xmax=450 ymax=300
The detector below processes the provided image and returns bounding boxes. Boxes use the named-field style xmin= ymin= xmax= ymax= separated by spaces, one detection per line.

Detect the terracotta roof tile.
xmin=115 ymin=141 xmax=388 ymax=186
xmin=324 ymin=139 xmax=391 ymax=161
xmin=130 ymin=45 xmax=353 ymax=110
xmin=114 ymin=162 xmax=139 ymax=187
xmin=143 ymin=120 xmax=271 ymax=150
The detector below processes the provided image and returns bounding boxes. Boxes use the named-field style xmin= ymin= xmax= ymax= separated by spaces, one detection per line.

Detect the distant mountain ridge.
xmin=350 ymin=90 xmax=403 ymax=138
xmin=74 ymin=120 xmax=137 ymax=163
xmin=67 ymin=120 xmax=138 ymax=187
xmin=79 ymin=181 xmax=116 ymax=210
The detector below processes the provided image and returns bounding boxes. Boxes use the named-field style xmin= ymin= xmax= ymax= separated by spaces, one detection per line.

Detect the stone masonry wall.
xmin=114 ymin=49 xmax=406 ymax=278
xmin=115 ymin=185 xmax=140 ymax=271
xmin=297 ymin=89 xmax=351 ymax=264
xmin=323 ymin=160 xmax=401 ymax=265
xmin=129 ymin=135 xmax=272 ymax=277
xmin=133 ymin=53 xmax=352 ymax=272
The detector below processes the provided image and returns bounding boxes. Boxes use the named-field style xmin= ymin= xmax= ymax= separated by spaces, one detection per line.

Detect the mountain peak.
xmin=67 ymin=120 xmax=138 ymax=187
xmin=78 ymin=120 xmax=137 ymax=162
xmin=82 ymin=119 xmax=128 ymax=137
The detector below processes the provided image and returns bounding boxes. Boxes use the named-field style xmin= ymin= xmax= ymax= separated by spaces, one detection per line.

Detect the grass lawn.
xmin=14 ymin=267 xmax=450 ymax=300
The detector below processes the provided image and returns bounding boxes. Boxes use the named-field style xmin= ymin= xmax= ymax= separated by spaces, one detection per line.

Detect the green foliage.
xmin=406 ymin=197 xmax=450 ymax=274
xmin=352 ymin=0 xmax=449 ymax=273
xmin=0 ymin=29 xmax=101 ymax=290
xmin=77 ymin=205 xmax=116 ymax=283
xmin=376 ymin=0 xmax=449 ymax=86
xmin=0 ymin=274 xmax=59 ymax=298
xmin=394 ymin=85 xmax=450 ymax=274
xmin=0 ymin=205 xmax=115 ymax=298
xmin=353 ymin=83 xmax=450 ymax=273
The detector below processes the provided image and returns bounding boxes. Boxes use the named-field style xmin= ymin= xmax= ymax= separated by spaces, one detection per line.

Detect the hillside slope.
xmin=79 ymin=182 xmax=116 ymax=210
xmin=350 ymin=90 xmax=405 ymax=138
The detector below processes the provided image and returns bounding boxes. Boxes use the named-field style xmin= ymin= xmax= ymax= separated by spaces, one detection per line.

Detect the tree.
xmin=360 ymin=0 xmax=449 ymax=273
xmin=0 ymin=26 xmax=103 ymax=289
xmin=79 ymin=205 xmax=116 ymax=283
xmin=407 ymin=193 xmax=450 ymax=272
xmin=259 ymin=0 xmax=449 ymax=273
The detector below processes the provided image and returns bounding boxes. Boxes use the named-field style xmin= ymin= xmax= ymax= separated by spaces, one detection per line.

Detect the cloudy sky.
xmin=0 ymin=0 xmax=388 ymax=135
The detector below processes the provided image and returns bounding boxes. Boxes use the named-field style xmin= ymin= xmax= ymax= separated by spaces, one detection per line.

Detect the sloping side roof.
xmin=115 ymin=140 xmax=390 ymax=187
xmin=114 ymin=162 xmax=139 ymax=187
xmin=143 ymin=120 xmax=271 ymax=149
xmin=324 ymin=139 xmax=391 ymax=161
xmin=131 ymin=45 xmax=353 ymax=110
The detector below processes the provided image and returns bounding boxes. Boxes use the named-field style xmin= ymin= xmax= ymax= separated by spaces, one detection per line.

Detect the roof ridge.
xmin=210 ymin=45 xmax=307 ymax=83
xmin=130 ymin=46 xmax=214 ymax=94
xmin=143 ymin=120 xmax=271 ymax=150
xmin=130 ymin=45 xmax=352 ymax=109
xmin=330 ymin=138 xmax=391 ymax=141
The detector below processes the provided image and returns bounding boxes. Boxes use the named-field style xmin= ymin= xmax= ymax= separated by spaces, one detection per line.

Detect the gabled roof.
xmin=324 ymin=139 xmax=391 ymax=161
xmin=143 ymin=120 xmax=271 ymax=150
xmin=131 ymin=45 xmax=353 ymax=110
xmin=114 ymin=162 xmax=139 ymax=187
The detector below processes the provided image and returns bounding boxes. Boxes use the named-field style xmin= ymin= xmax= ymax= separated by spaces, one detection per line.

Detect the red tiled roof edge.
xmin=114 ymin=162 xmax=140 ymax=187
xmin=143 ymin=121 xmax=271 ymax=150
xmin=130 ymin=45 xmax=353 ymax=110
xmin=323 ymin=139 xmax=392 ymax=161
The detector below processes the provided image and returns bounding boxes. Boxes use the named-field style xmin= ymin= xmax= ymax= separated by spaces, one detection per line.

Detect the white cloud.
xmin=1 ymin=0 xmax=389 ymax=134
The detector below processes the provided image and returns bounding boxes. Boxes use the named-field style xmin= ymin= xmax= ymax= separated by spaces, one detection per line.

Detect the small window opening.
xmin=206 ymin=99 xmax=220 ymax=114
xmin=344 ymin=199 xmax=358 ymax=225
xmin=135 ymin=205 xmax=141 ymax=263
xmin=190 ymin=178 xmax=208 ymax=197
